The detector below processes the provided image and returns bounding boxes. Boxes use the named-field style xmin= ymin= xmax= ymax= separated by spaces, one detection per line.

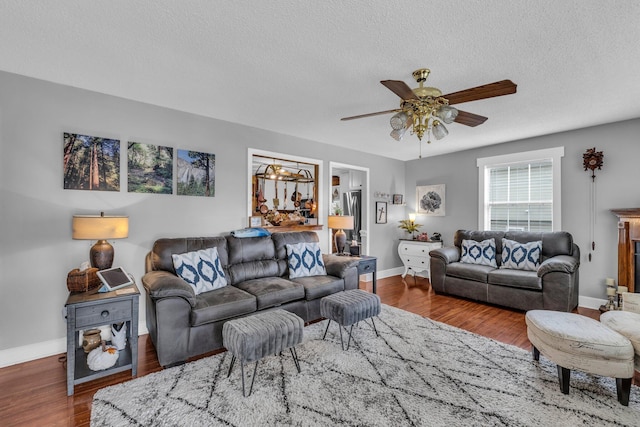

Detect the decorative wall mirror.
xmin=250 ymin=152 xmax=320 ymax=230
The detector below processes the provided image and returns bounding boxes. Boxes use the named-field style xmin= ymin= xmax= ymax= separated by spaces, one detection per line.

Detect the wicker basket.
xmin=67 ymin=267 xmax=101 ymax=293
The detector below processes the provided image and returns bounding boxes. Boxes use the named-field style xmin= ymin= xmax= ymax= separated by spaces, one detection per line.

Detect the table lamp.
xmin=328 ymin=215 xmax=354 ymax=255
xmin=72 ymin=212 xmax=129 ymax=270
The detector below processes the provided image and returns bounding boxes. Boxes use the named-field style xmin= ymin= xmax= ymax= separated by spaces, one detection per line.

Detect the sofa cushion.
xmin=286 ymin=242 xmax=327 ymax=278
xmin=172 ymin=247 xmax=228 ymax=295
xmin=501 ymin=239 xmax=541 ymax=271
xmin=488 ymin=268 xmax=541 ymax=290
xmin=190 ymin=285 xmax=257 ymax=326
xmin=151 ymin=237 xmax=229 ymax=274
xmin=454 ymin=231 xmax=505 ymax=265
xmin=234 ymin=277 xmax=305 ymax=310
xmin=446 ymin=262 xmax=494 ymax=283
xmin=290 ymin=275 xmax=344 ymax=300
xmin=460 ymin=238 xmax=497 ymax=267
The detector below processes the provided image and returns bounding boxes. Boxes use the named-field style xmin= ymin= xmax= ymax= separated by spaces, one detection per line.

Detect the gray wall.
xmin=405 ymin=118 xmax=640 ymax=300
xmin=0 ymin=71 xmax=405 ymax=354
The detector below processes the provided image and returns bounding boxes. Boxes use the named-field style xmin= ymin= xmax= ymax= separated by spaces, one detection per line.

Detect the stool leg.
xmin=290 ymin=347 xmax=301 ymax=373
xmin=370 ymin=317 xmax=379 ymax=337
xmin=557 ymin=365 xmax=570 ymax=394
xmin=532 ymin=346 xmax=540 ymax=361
xmin=227 ymin=355 xmax=236 ymax=378
xmin=339 ymin=324 xmax=345 ymax=350
xmin=345 ymin=325 xmax=354 ymax=351
xmin=322 ymin=320 xmax=332 ymax=340
xmin=616 ymin=378 xmax=631 ymax=406
xmin=246 ymin=361 xmax=259 ymax=397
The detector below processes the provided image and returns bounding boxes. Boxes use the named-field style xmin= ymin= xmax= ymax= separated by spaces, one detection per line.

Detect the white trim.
xmin=579 ymin=295 xmax=606 ymax=311
xmin=0 ymin=325 xmax=149 ymax=368
xmin=477 ymin=147 xmax=564 ymax=231
xmin=328 ymin=162 xmax=371 ymax=256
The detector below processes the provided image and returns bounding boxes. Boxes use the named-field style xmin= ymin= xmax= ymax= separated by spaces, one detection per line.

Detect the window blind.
xmin=486 ymin=160 xmax=553 ymax=232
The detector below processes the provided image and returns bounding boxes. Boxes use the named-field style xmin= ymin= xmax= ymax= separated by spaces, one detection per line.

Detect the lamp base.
xmin=334 ymin=229 xmax=347 ymax=254
xmin=90 ymin=239 xmax=114 ymax=270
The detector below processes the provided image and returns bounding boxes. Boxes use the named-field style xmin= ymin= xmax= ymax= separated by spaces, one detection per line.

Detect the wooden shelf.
xmin=264 ymin=224 xmax=323 ymax=233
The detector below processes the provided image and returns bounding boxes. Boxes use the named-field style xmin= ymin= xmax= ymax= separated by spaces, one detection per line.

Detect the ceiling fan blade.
xmin=380 ymin=80 xmax=418 ymax=101
xmin=341 ymin=109 xmax=401 ymax=121
xmin=454 ymin=110 xmax=488 ymax=127
xmin=443 ymin=80 xmax=517 ymax=105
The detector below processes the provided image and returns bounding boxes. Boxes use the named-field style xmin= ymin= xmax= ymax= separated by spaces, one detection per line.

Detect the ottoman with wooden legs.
xmin=525 ymin=310 xmax=635 ymax=406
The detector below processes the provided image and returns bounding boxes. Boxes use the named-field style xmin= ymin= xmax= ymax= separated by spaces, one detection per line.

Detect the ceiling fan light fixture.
xmin=390 ymin=112 xmax=410 ymax=130
xmin=390 ymin=127 xmax=408 ymax=141
xmin=435 ymin=105 xmax=458 ymax=124
xmin=432 ymin=120 xmax=449 ymax=140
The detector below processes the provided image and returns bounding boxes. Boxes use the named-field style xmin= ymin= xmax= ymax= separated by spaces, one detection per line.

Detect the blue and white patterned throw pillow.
xmin=172 ymin=247 xmax=227 ymax=294
xmin=460 ymin=238 xmax=497 ymax=267
xmin=501 ymin=239 xmax=542 ymax=271
xmin=286 ymin=242 xmax=327 ymax=278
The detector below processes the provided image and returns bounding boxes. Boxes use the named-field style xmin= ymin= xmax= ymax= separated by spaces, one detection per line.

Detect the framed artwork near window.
xmin=416 ymin=184 xmax=445 ymax=216
xmin=376 ymin=201 xmax=387 ymax=224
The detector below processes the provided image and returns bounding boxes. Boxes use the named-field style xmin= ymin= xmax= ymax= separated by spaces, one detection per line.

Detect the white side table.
xmin=398 ymin=240 xmax=443 ymax=279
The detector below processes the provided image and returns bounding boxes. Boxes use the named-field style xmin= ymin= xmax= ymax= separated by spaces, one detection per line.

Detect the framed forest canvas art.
xmin=63 ymin=132 xmax=120 ymax=191
xmin=177 ymin=149 xmax=216 ymax=197
xmin=127 ymin=142 xmax=173 ymax=194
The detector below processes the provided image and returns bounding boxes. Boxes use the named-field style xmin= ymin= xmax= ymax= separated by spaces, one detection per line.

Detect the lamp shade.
xmin=327 ymin=215 xmax=354 ymax=230
xmin=72 ymin=215 xmax=129 ymax=240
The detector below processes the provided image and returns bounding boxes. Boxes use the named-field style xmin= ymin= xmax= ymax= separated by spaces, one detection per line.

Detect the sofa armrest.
xmin=429 ymin=246 xmax=460 ymax=264
xmin=142 ymin=270 xmax=196 ymax=307
xmin=322 ymin=254 xmax=359 ymax=279
xmin=537 ymin=255 xmax=579 ymax=277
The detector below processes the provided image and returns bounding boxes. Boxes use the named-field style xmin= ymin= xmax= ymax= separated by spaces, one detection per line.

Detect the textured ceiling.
xmin=1 ymin=1 xmax=639 ymax=161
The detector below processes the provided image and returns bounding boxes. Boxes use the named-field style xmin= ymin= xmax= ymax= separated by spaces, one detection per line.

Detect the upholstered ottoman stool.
xmin=320 ymin=289 xmax=381 ymax=350
xmin=526 ymin=310 xmax=635 ymax=405
xmin=601 ymin=310 xmax=640 ymax=372
xmin=223 ymin=309 xmax=303 ymax=396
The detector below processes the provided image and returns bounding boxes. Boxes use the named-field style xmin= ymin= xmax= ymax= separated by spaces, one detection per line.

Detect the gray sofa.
xmin=142 ymin=231 xmax=358 ymax=367
xmin=429 ymin=230 xmax=580 ymax=312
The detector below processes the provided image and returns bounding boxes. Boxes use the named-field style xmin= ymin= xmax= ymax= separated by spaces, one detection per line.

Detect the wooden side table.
xmin=356 ymin=255 xmax=377 ymax=294
xmin=65 ymin=284 xmax=139 ymax=395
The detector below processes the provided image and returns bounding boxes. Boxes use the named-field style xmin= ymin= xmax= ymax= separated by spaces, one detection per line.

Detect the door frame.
xmin=328 ymin=161 xmax=370 ymax=256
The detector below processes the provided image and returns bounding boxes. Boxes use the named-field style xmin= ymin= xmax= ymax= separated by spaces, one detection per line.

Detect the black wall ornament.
xmin=583 ymin=147 xmax=604 ymax=262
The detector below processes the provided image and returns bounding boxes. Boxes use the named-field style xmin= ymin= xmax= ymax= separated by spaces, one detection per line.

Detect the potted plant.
xmin=398 ymin=219 xmax=422 ymax=239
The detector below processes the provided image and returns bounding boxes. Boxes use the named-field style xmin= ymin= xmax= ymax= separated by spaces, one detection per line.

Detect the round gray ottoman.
xmin=526 ymin=310 xmax=634 ymax=406
xmin=320 ymin=289 xmax=381 ymax=350
xmin=223 ymin=309 xmax=303 ymax=396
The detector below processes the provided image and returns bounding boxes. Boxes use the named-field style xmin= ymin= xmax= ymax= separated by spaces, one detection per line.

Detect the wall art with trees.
xmin=63 ymin=132 xmax=120 ymax=191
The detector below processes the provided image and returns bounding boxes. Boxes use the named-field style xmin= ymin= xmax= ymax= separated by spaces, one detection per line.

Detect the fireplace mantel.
xmin=611 ymin=208 xmax=640 ymax=293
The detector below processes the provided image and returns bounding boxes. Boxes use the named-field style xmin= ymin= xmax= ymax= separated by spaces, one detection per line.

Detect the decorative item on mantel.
xmin=398 ymin=213 xmax=422 ymax=239
xmin=583 ymin=147 xmax=604 ymax=262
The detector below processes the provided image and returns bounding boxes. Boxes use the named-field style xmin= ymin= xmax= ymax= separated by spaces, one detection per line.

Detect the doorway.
xmin=328 ymin=162 xmax=370 ymax=255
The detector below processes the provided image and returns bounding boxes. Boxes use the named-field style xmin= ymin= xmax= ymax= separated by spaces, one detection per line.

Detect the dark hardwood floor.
xmin=0 ymin=275 xmax=633 ymax=426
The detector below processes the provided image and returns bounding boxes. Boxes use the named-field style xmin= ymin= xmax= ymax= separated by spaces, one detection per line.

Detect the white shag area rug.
xmin=91 ymin=305 xmax=640 ymax=426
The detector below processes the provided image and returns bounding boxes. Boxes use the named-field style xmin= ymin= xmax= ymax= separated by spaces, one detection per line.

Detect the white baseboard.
xmin=0 ymin=292 xmax=607 ymax=369
xmin=578 ymin=295 xmax=606 ymax=311
xmin=0 ymin=324 xmax=149 ymax=368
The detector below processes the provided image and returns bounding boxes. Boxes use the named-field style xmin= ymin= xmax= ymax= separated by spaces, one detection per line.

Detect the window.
xmin=477 ymin=147 xmax=564 ymax=232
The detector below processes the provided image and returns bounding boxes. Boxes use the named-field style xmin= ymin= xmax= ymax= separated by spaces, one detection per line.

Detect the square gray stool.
xmin=320 ymin=289 xmax=381 ymax=350
xmin=223 ymin=309 xmax=303 ymax=396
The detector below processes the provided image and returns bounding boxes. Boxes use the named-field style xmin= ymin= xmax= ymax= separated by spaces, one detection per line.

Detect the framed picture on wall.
xmin=416 ymin=184 xmax=445 ymax=216
xmin=392 ymin=194 xmax=403 ymax=205
xmin=376 ymin=201 xmax=387 ymax=224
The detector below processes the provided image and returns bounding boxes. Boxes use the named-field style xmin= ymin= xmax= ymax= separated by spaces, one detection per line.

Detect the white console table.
xmin=398 ymin=240 xmax=443 ymax=279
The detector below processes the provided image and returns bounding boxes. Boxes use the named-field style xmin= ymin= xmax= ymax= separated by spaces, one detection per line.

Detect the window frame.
xmin=477 ymin=147 xmax=564 ymax=231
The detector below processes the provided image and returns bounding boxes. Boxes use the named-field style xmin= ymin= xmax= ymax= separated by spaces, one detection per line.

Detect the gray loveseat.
xmin=429 ymin=230 xmax=580 ymax=312
xmin=142 ymin=231 xmax=358 ymax=367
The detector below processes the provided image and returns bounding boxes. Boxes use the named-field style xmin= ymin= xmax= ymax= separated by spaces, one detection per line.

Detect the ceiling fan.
xmin=341 ymin=68 xmax=517 ymax=155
